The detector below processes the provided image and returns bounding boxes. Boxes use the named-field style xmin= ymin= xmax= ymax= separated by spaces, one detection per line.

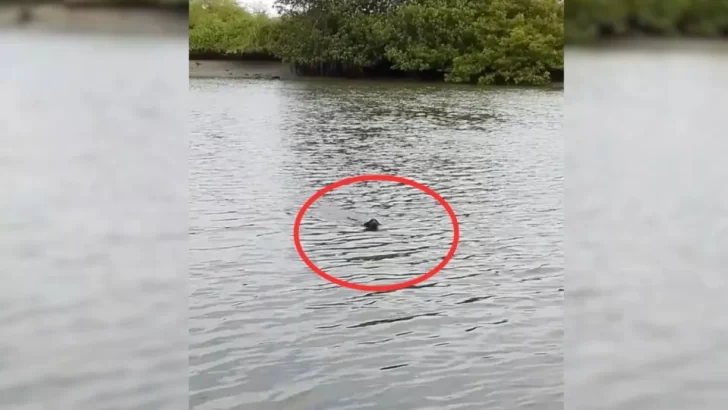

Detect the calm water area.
xmin=190 ymin=78 xmax=563 ymax=409
xmin=1 ymin=30 xmax=188 ymax=409
xmin=567 ymin=43 xmax=728 ymax=410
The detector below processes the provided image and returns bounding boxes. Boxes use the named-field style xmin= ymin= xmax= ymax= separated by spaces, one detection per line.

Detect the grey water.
xmin=190 ymin=79 xmax=563 ymax=409
xmin=567 ymin=43 xmax=728 ymax=409
xmin=0 ymin=30 xmax=188 ymax=409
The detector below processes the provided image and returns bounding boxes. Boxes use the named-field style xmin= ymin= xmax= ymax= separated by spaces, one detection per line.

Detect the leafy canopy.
xmin=189 ymin=0 xmax=564 ymax=85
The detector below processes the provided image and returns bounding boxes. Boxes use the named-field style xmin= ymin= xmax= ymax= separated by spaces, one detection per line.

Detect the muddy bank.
xmin=189 ymin=59 xmax=565 ymax=90
xmin=189 ymin=60 xmax=296 ymax=81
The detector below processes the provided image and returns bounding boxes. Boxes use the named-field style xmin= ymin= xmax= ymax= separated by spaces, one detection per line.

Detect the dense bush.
xmin=189 ymin=0 xmax=564 ymax=86
xmin=189 ymin=0 xmax=278 ymax=56
xmin=565 ymin=0 xmax=728 ymax=43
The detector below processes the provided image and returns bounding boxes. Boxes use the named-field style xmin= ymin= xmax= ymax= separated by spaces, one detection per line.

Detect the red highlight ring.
xmin=292 ymin=174 xmax=460 ymax=292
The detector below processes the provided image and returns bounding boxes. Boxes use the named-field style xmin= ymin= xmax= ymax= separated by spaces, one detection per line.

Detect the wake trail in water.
xmin=308 ymin=199 xmax=373 ymax=228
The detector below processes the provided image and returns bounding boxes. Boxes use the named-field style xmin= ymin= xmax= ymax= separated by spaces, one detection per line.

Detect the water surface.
xmin=190 ymin=79 xmax=563 ymax=409
xmin=567 ymin=43 xmax=728 ymax=410
xmin=0 ymin=30 xmax=188 ymax=410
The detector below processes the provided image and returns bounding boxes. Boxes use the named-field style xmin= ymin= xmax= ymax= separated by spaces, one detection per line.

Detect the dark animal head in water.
xmin=363 ymin=219 xmax=381 ymax=231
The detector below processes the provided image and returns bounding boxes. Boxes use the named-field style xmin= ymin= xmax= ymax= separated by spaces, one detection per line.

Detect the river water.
xmin=567 ymin=43 xmax=728 ymax=410
xmin=0 ymin=30 xmax=188 ymax=409
xmin=3 ymin=30 xmax=724 ymax=410
xmin=190 ymin=79 xmax=563 ymax=409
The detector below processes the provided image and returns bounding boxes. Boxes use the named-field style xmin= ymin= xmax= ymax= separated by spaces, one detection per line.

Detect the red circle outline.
xmin=292 ymin=174 xmax=460 ymax=292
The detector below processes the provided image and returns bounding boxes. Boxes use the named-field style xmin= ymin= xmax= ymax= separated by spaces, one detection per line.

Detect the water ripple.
xmin=190 ymin=78 xmax=563 ymax=409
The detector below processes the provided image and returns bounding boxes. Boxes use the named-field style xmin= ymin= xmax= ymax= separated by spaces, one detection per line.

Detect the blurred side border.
xmin=565 ymin=0 xmax=728 ymax=44
xmin=0 ymin=0 xmax=187 ymax=35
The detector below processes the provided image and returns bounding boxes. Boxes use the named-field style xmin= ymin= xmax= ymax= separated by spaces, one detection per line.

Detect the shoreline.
xmin=566 ymin=37 xmax=728 ymax=51
xmin=189 ymin=60 xmax=294 ymax=81
xmin=189 ymin=59 xmax=565 ymax=89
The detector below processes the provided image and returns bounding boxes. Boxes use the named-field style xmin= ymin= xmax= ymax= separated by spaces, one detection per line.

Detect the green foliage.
xmin=189 ymin=0 xmax=564 ymax=85
xmin=189 ymin=0 xmax=277 ymax=55
xmin=379 ymin=0 xmax=562 ymax=85
xmin=565 ymin=0 xmax=728 ymax=43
